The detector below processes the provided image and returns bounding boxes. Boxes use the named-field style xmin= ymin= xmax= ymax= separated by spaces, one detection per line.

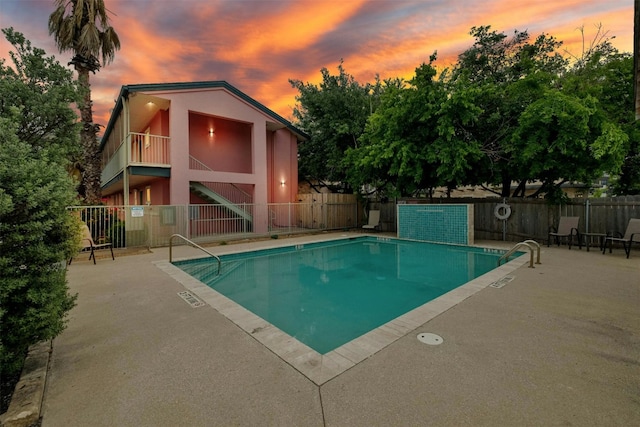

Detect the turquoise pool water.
xmin=173 ymin=237 xmax=506 ymax=354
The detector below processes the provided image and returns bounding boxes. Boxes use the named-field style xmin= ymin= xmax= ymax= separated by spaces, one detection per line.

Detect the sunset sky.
xmin=0 ymin=0 xmax=634 ymax=128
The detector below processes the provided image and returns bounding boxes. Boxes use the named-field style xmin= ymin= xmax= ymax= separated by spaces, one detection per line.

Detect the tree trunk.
xmin=511 ymin=180 xmax=526 ymax=197
xmin=76 ymin=68 xmax=102 ymax=205
xmin=501 ymin=174 xmax=511 ymax=197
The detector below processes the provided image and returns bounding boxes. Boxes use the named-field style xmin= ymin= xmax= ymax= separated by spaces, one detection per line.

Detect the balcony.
xmin=130 ymin=132 xmax=170 ymax=165
xmin=102 ymin=133 xmax=171 ymax=186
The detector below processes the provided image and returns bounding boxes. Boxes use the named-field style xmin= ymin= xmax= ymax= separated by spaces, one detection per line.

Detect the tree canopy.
xmin=290 ymin=61 xmax=382 ymax=192
xmin=290 ymin=25 xmax=637 ymax=199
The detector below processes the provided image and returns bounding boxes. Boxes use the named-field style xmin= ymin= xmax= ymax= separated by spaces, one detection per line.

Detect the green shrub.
xmin=0 ymin=122 xmax=79 ymax=377
xmin=106 ymin=220 xmax=126 ymax=248
xmin=0 ymin=29 xmax=80 ymax=378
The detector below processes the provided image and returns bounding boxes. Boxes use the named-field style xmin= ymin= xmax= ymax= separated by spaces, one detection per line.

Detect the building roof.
xmin=99 ymin=81 xmax=308 ymax=150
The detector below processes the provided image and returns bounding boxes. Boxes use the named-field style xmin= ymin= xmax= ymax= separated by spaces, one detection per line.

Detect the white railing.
xmin=130 ymin=133 xmax=170 ymax=165
xmin=102 ymin=133 xmax=170 ymax=186
xmin=67 ymin=206 xmax=128 ymax=249
xmin=189 ymin=155 xmax=211 ymax=171
xmin=189 ymin=156 xmax=253 ymax=204
xmin=67 ymin=202 xmax=359 ymax=249
xmin=198 ymin=181 xmax=253 ymax=205
xmin=189 ymin=204 xmax=255 ymax=237
xmin=101 ymin=141 xmax=127 ymax=184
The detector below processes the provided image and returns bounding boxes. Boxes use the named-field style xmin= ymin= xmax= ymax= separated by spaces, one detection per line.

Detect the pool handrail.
xmin=169 ymin=234 xmax=221 ymax=275
xmin=498 ymin=240 xmax=541 ymax=268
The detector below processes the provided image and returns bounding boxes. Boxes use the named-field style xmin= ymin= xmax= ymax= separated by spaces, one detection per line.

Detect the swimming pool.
xmin=172 ymin=236 xmax=509 ymax=354
xmin=159 ymin=234 xmax=526 ymax=384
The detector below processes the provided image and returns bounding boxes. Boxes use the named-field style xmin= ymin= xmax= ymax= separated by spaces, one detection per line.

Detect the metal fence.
xmin=70 ymin=196 xmax=639 ymax=249
xmin=68 ymin=201 xmax=360 ymax=249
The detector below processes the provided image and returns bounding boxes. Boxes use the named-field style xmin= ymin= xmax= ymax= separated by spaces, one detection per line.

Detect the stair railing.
xmin=169 ymin=234 xmax=221 ymax=275
xmin=497 ymin=240 xmax=541 ymax=268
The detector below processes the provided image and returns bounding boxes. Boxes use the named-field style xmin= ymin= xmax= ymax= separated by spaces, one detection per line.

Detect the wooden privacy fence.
xmin=369 ymin=196 xmax=640 ymax=243
xmin=297 ymin=193 xmax=362 ymax=229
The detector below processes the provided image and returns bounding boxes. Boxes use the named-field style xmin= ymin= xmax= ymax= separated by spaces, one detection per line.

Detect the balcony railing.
xmin=102 ymin=140 xmax=127 ymax=184
xmin=102 ymin=133 xmax=171 ymax=185
xmin=130 ymin=132 xmax=170 ymax=165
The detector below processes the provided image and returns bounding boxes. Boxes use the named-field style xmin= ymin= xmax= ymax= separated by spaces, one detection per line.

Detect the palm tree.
xmin=49 ymin=0 xmax=120 ymax=204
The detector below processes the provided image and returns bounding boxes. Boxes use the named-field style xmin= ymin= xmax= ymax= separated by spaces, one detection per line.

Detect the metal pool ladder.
xmin=498 ymin=240 xmax=541 ymax=268
xmin=169 ymin=234 xmax=222 ymax=276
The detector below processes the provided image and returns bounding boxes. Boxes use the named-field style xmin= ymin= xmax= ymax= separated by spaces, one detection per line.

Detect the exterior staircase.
xmin=189 ymin=181 xmax=253 ymax=223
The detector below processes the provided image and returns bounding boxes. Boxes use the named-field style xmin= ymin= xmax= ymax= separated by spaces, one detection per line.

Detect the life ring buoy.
xmin=494 ymin=203 xmax=511 ymax=220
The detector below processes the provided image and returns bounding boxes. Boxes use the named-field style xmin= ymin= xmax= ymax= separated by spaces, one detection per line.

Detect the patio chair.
xmin=362 ymin=210 xmax=381 ymax=231
xmin=69 ymin=223 xmax=114 ymax=265
xmin=602 ymin=218 xmax=640 ymax=259
xmin=548 ymin=216 xmax=581 ymax=249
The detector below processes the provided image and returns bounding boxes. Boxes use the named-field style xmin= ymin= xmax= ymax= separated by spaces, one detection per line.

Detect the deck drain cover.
xmin=178 ymin=291 xmax=204 ymax=308
xmin=417 ymin=333 xmax=443 ymax=345
xmin=490 ymin=275 xmax=515 ymax=289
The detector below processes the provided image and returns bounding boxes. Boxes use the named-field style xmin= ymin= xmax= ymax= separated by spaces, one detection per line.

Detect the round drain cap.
xmin=417 ymin=333 xmax=443 ymax=345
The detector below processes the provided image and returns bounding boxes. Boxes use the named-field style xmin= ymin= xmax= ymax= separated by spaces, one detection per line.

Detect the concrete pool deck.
xmin=37 ymin=233 xmax=639 ymax=426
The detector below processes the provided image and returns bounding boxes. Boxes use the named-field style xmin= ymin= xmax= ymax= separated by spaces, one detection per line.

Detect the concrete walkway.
xmin=40 ymin=234 xmax=639 ymax=426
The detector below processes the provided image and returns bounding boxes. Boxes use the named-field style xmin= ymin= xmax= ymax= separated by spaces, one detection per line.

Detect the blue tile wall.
xmin=397 ymin=204 xmax=471 ymax=245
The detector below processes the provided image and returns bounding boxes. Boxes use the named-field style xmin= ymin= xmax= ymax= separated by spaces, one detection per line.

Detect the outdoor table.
xmin=581 ymin=232 xmax=607 ymax=252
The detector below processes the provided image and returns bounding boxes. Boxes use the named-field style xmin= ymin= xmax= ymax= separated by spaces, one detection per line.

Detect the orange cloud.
xmin=214 ymin=0 xmax=368 ymax=62
xmin=115 ymin=16 xmax=206 ymax=83
xmin=2 ymin=0 xmax=631 ymax=126
xmin=338 ymin=1 xmax=632 ymax=90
